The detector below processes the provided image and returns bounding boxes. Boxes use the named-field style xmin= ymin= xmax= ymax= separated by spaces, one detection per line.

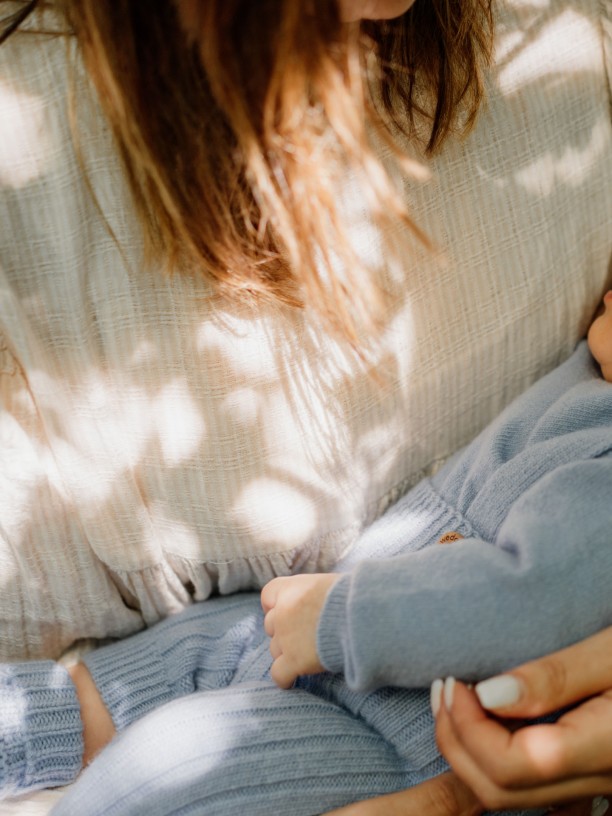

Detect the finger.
xmin=270 ymin=655 xmax=297 ymax=690
xmin=263 ymin=608 xmax=275 ymax=637
xmin=260 ymin=577 xmax=286 ymax=614
xmin=442 ymin=680 xmax=581 ymax=787
xmin=474 ymin=628 xmax=612 ymax=719
xmin=436 ymin=683 xmax=508 ymax=806
xmin=269 ymin=635 xmax=282 ymax=660
xmin=437 ymin=684 xmax=612 ymax=809
xmin=438 ymin=702 xmax=612 ymax=809
xmin=449 ymin=681 xmax=612 ymax=784
xmin=322 ymin=772 xmax=483 ymax=815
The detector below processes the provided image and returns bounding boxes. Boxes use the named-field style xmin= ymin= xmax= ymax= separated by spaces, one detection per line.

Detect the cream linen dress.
xmin=0 ymin=0 xmax=611 ymax=665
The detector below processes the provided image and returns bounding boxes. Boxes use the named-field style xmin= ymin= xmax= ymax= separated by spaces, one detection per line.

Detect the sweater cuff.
xmin=317 ymin=576 xmax=350 ymax=674
xmin=84 ymin=635 xmax=176 ymax=732
xmin=0 ymin=661 xmax=83 ymax=796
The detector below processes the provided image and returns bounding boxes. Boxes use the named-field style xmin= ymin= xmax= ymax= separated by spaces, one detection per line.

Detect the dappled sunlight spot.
xmin=381 ymin=301 xmax=416 ymax=378
xmin=507 ymin=0 xmax=549 ymax=8
xmin=334 ymin=173 xmax=386 ymax=273
xmin=495 ymin=28 xmax=524 ymax=67
xmin=0 ymin=412 xmax=49 ymax=543
xmin=514 ymin=117 xmax=611 ymax=195
xmin=32 ymin=369 xmax=150 ymax=501
xmin=356 ymin=421 xmax=401 ymax=485
xmin=79 ymin=379 xmax=149 ymax=465
xmin=128 ymin=338 xmax=156 ymax=367
xmin=339 ymin=502 xmax=434 ymax=566
xmin=196 ymin=313 xmax=278 ymax=379
xmin=1 ymin=679 xmax=26 ymax=737
xmin=107 ymin=692 xmax=267 ymax=808
xmin=0 ymin=81 xmax=51 ymax=188
xmin=475 ymin=165 xmax=509 ymax=189
xmin=497 ymin=10 xmax=600 ymax=95
xmin=221 ymin=387 xmax=260 ymax=426
xmin=152 ymin=380 xmax=206 ymax=466
xmin=380 ymin=505 xmax=433 ymax=545
xmin=0 ymin=551 xmax=17 ymax=590
xmin=51 ymin=436 xmax=114 ymax=506
xmin=232 ymin=479 xmax=317 ymax=549
xmin=20 ymin=370 xmax=141 ymax=503
xmin=17 ymin=368 xmax=205 ymax=504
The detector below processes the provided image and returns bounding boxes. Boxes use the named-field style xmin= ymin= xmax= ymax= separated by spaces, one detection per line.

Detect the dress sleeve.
xmin=317 ymin=455 xmax=612 ymax=691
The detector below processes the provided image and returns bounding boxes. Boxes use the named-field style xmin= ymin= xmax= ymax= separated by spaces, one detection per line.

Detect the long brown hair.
xmin=1 ymin=0 xmax=493 ymax=344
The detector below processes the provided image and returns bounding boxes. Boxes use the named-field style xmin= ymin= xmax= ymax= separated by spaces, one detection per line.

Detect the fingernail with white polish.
xmin=592 ymin=796 xmax=610 ymax=816
xmin=430 ymin=678 xmax=443 ymax=717
xmin=444 ymin=676 xmax=456 ymax=710
xmin=475 ymin=674 xmax=522 ymax=710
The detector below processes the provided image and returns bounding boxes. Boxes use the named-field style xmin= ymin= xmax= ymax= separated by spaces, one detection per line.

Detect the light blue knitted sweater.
xmin=318 ymin=340 xmax=612 ymax=688
xmin=1 ymin=342 xmax=610 ymax=816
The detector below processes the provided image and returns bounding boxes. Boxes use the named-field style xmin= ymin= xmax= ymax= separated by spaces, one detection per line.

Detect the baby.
xmin=2 ymin=293 xmax=611 ymax=816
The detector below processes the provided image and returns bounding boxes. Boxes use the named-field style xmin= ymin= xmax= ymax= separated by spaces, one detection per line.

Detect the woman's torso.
xmin=0 ymin=0 xmax=611 ymax=658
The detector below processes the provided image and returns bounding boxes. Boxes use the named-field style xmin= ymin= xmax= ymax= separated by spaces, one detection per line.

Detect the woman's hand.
xmin=261 ymin=573 xmax=341 ymax=689
xmin=433 ymin=627 xmax=612 ymax=814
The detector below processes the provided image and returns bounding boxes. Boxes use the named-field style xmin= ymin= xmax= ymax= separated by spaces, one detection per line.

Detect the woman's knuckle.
xmin=488 ymin=762 xmax=519 ymax=789
xmin=476 ymin=782 xmax=509 ymax=812
xmin=528 ymin=732 xmax=571 ymax=782
xmin=425 ymin=773 xmax=470 ymax=815
xmin=536 ymin=655 xmax=569 ymax=702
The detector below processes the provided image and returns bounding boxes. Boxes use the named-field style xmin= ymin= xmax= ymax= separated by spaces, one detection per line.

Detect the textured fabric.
xmin=83 ymin=595 xmax=262 ymax=731
xmin=0 ymin=0 xmax=610 ymax=662
xmin=1 ymin=345 xmax=605 ymax=810
xmin=48 ymin=604 xmax=526 ymax=816
xmin=4 ymin=344 xmax=606 ymax=814
xmin=0 ymin=662 xmax=82 ymax=798
xmin=318 ymin=343 xmax=612 ymax=688
xmin=51 ymin=681 xmax=453 ymax=816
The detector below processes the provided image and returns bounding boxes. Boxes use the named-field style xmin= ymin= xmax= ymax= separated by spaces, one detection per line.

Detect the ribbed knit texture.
xmin=51 ymin=621 xmax=536 ymax=816
xmin=317 ymin=577 xmax=349 ymax=673
xmin=50 ymin=682 xmax=455 ymax=816
xmin=83 ymin=595 xmax=263 ymax=731
xmin=0 ymin=662 xmax=82 ymax=797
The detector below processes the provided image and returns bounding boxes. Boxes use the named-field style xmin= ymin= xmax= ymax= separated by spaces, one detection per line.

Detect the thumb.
xmin=475 ymin=627 xmax=612 ymax=718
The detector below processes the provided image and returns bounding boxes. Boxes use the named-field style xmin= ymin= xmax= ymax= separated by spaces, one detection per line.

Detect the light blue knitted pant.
xmin=50 ymin=594 xmax=535 ymax=816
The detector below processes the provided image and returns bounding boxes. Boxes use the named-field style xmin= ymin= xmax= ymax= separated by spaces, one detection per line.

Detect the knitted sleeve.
xmin=317 ymin=455 xmax=612 ymax=691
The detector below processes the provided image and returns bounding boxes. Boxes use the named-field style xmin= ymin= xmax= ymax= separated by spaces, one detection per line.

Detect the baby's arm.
xmin=264 ymin=457 xmax=612 ymax=691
